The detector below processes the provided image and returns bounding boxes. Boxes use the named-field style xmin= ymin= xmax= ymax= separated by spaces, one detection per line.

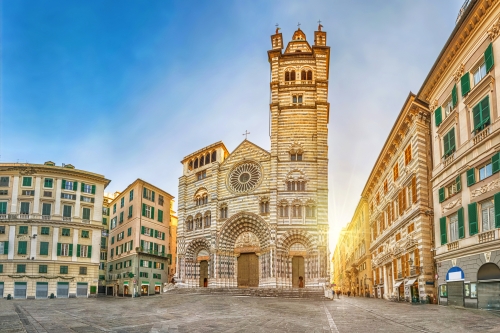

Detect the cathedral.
xmin=176 ymin=25 xmax=330 ymax=288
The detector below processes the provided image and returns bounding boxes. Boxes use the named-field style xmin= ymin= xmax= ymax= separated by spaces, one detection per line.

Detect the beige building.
xmin=0 ymin=162 xmax=110 ymax=299
xmin=98 ymin=194 xmax=112 ymax=294
xmin=363 ymin=94 xmax=434 ymax=302
xmin=105 ymin=179 xmax=174 ymax=296
xmin=176 ymin=25 xmax=330 ymax=288
xmin=336 ymin=199 xmax=371 ymax=296
xmin=418 ymin=0 xmax=500 ymax=309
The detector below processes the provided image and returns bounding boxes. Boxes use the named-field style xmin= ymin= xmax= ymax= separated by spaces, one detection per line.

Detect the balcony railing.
xmin=473 ymin=126 xmax=491 ymax=145
xmin=478 ymin=230 xmax=496 ymax=243
xmin=443 ymin=153 xmax=455 ymax=167
xmin=42 ymin=215 xmax=50 ymax=220
xmin=82 ymin=219 xmax=90 ymax=224
xmin=0 ymin=214 xmax=7 ymax=219
xmin=447 ymin=240 xmax=459 ymax=251
xmin=63 ymin=217 xmax=72 ymax=221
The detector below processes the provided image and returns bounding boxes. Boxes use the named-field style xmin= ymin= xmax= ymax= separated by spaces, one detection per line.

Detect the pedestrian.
xmin=353 ymin=291 xmax=356 ymax=297
xmin=347 ymin=290 xmax=351 ymax=297
xmin=336 ymin=290 xmax=340 ymax=299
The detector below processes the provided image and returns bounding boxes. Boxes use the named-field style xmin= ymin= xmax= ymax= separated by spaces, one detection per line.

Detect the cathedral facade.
xmin=176 ymin=26 xmax=330 ymax=288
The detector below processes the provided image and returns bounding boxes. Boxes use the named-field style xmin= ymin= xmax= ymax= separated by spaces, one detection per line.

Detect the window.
xmin=290 ymin=152 xmax=303 ymax=161
xmin=292 ymin=205 xmax=302 ymax=218
xmin=80 ymin=267 xmax=87 ymax=275
xmin=62 ymin=228 xmax=71 ymax=237
xmin=113 ymin=204 xmax=116 ymax=214
xmin=0 ymin=190 xmax=7 ymax=195
xmin=481 ymin=198 xmax=495 ymax=232
xmin=119 ymin=212 xmax=124 ymax=223
xmin=472 ymin=96 xmax=490 ymax=133
xmin=79 ymin=245 xmax=90 ymax=258
xmin=197 ymin=171 xmax=206 ymax=180
xmin=63 ymin=205 xmax=72 ymax=219
xmin=21 ymin=190 xmax=35 ymax=196
xmin=220 ymin=207 xmax=228 ymax=219
xmin=143 ymin=188 xmax=155 ymax=202
xmin=102 ymin=217 xmax=107 ymax=225
xmin=110 ymin=217 xmax=117 ymax=229
xmin=22 ymin=177 xmax=32 ymax=187
xmin=449 ymin=213 xmax=459 ymax=242
xmin=82 ymin=183 xmax=93 ymax=194
xmin=127 ymin=227 xmax=132 ymax=237
xmin=121 ymin=197 xmax=125 ymax=208
xmin=128 ymin=205 xmax=133 ymax=218
xmin=60 ymin=266 xmax=68 ymax=274
xmin=142 ymin=204 xmax=154 ymax=219
xmin=103 ymin=207 xmax=109 ymax=216
xmin=43 ymin=191 xmax=52 ymax=197
xmin=81 ymin=230 xmax=90 ymax=238
xmin=18 ymin=241 xmax=27 ymax=254
xmin=384 ymin=180 xmax=388 ymax=194
xmin=195 ymin=217 xmax=202 ymax=229
xmin=0 ymin=241 xmax=8 ymax=254
xmin=19 ymin=226 xmax=28 ymax=234
xmin=20 ymin=202 xmax=30 ymax=215
xmin=393 ymin=164 xmax=399 ymax=181
xmin=211 ymin=151 xmax=217 ymax=162
xmin=292 ymin=94 xmax=303 ymax=104
xmin=40 ymin=227 xmax=50 ymax=235
xmin=81 ymin=196 xmax=94 ymax=203
xmin=158 ymin=209 xmax=164 ymax=222
xmin=260 ymin=201 xmax=270 ymax=214
xmin=111 ymin=236 xmax=115 ymax=245
xmin=39 ymin=265 xmax=47 ymax=273
xmin=59 ymin=243 xmax=72 ymax=256
xmin=407 ymin=223 xmax=415 ymax=233
xmin=0 ymin=226 xmax=5 ymax=234
xmin=470 ymin=283 xmax=477 ymax=298
xmin=204 ymin=214 xmax=211 ymax=227
xmin=0 ymin=177 xmax=9 ymax=187
xmin=40 ymin=242 xmax=49 ymax=255
xmin=159 ymin=195 xmax=164 ymax=206
xmin=473 ymin=62 xmax=487 ymax=86
xmin=440 ymin=284 xmax=448 ymax=297
xmin=479 ymin=162 xmax=493 ymax=181
xmin=443 ymin=128 xmax=456 ymax=158
xmin=129 ymin=189 xmax=134 ymax=201
xmin=404 ymin=145 xmax=412 ymax=165
xmin=63 ymin=180 xmax=75 ymax=191
xmin=117 ymin=232 xmax=124 ymax=241
xmin=17 ymin=264 xmax=26 ymax=273
xmin=82 ymin=207 xmax=91 ymax=221
xmin=305 ymin=205 xmax=316 ymax=217
xmin=395 ymin=233 xmax=401 ymax=241
xmin=140 ymin=272 xmax=149 ymax=278
xmin=61 ymin=193 xmax=76 ymax=200
xmin=443 ymin=97 xmax=454 ymax=118
xmin=280 ymin=204 xmax=289 ymax=217
xmin=110 ymin=248 xmax=114 ymax=258
xmin=42 ymin=203 xmax=51 ymax=217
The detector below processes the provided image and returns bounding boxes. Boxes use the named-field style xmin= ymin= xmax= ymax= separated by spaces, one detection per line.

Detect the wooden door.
xmin=199 ymin=260 xmax=209 ymax=287
xmin=238 ymin=253 xmax=259 ymax=287
xmin=292 ymin=256 xmax=305 ymax=288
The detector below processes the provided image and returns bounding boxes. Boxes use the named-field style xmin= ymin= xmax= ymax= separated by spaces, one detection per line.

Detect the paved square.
xmin=1 ymin=294 xmax=499 ymax=332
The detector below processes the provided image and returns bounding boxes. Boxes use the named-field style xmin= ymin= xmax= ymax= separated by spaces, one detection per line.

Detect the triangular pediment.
xmin=221 ymin=140 xmax=270 ymax=167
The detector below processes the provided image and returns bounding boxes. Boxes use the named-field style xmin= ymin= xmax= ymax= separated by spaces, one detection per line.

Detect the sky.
xmin=1 ymin=0 xmax=466 ymax=253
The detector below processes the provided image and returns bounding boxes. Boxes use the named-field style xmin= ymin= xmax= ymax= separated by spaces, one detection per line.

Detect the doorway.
xmin=141 ymin=284 xmax=149 ymax=296
xmin=199 ymin=260 xmax=209 ymax=287
xmin=292 ymin=256 xmax=305 ymax=288
xmin=237 ymin=253 xmax=259 ymax=287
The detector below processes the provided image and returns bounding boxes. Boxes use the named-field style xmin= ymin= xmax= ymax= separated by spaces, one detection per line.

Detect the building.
xmin=176 ymin=25 xmax=330 ymax=288
xmin=337 ymin=199 xmax=371 ymax=297
xmin=98 ymin=194 xmax=112 ymax=294
xmin=0 ymin=162 xmax=110 ymax=299
xmin=362 ymin=94 xmax=434 ymax=302
xmin=105 ymin=179 xmax=174 ymax=296
xmin=417 ymin=0 xmax=500 ymax=309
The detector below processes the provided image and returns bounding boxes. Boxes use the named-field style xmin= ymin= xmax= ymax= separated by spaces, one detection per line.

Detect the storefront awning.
xmin=394 ymin=281 xmax=403 ymax=287
xmin=123 ymin=281 xmax=129 ymax=285
xmin=155 ymin=282 xmax=161 ymax=286
xmin=141 ymin=281 xmax=149 ymax=285
xmin=405 ymin=278 xmax=417 ymax=286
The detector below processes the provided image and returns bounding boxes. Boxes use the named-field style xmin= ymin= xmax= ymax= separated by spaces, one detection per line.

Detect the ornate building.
xmin=176 ymin=25 xmax=330 ymax=288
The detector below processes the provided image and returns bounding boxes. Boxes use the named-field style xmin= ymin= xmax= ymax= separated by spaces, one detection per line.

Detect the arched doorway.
xmin=199 ymin=260 xmax=209 ymax=287
xmin=292 ymin=256 xmax=305 ymax=288
xmin=237 ymin=253 xmax=259 ymax=287
xmin=478 ymin=263 xmax=500 ymax=310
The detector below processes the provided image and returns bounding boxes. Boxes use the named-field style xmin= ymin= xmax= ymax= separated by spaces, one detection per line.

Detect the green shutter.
xmin=73 ymin=182 xmax=77 ymax=191
xmin=141 ymin=226 xmax=145 ymax=235
xmin=77 ymin=244 xmax=81 ymax=257
xmin=460 ymin=72 xmax=471 ymax=96
xmin=162 ymin=233 xmax=165 ymax=241
xmin=152 ymin=191 xmax=155 ymax=202
xmin=61 ymin=179 xmax=66 ymax=189
xmin=161 ymin=263 xmax=165 ymax=270
xmin=439 ymin=187 xmax=445 ymax=203
xmin=149 ymin=261 xmax=152 ymax=268
xmin=154 ymin=230 xmax=158 ymax=238
xmin=485 ymin=42 xmax=494 ymax=72
xmin=18 ymin=241 xmax=27 ymax=254
xmin=40 ymin=242 xmax=49 ymax=255
xmin=467 ymin=168 xmax=475 ymax=187
xmin=468 ymin=202 xmax=478 ymax=236
xmin=0 ymin=202 xmax=6 ymax=215
xmin=456 ymin=175 xmax=462 ymax=192
xmin=495 ymin=192 xmax=500 ymax=228
xmin=57 ymin=243 xmax=61 ymax=256
xmin=452 ymin=84 xmax=458 ymax=108
xmin=440 ymin=217 xmax=447 ymax=245
xmin=151 ymin=207 xmax=154 ymax=220
xmin=435 ymin=107 xmax=442 ymax=127
xmin=458 ymin=207 xmax=465 ymax=239
xmin=142 ymin=203 xmax=146 ymax=217
xmin=92 ymin=185 xmax=96 ymax=194
xmin=492 ymin=152 xmax=500 ymax=174
xmin=140 ymin=259 xmax=144 ymax=267
xmin=69 ymin=244 xmax=73 ymax=256
xmin=143 ymin=187 xmax=147 ymax=198
xmin=141 ymin=240 xmax=145 ymax=249
xmin=81 ymin=183 xmax=85 ymax=192
xmin=87 ymin=245 xmax=92 ymax=258
xmin=158 ymin=210 xmax=163 ymax=222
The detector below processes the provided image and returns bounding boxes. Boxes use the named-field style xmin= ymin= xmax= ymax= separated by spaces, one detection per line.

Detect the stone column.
xmin=383 ymin=265 xmax=388 ymax=299
xmin=33 ymin=177 xmax=41 ymax=216
xmin=10 ymin=176 xmax=19 ymax=213
xmin=55 ymin=179 xmax=62 ymax=217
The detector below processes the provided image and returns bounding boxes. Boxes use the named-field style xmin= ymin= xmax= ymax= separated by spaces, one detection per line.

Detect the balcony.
xmin=82 ymin=219 xmax=90 ymax=224
xmin=42 ymin=215 xmax=51 ymax=220
xmin=63 ymin=217 xmax=72 ymax=222
xmin=478 ymin=230 xmax=496 ymax=243
xmin=443 ymin=153 xmax=455 ymax=167
xmin=447 ymin=240 xmax=459 ymax=251
xmin=473 ymin=126 xmax=491 ymax=145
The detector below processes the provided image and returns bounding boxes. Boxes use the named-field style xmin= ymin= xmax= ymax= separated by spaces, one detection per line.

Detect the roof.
xmin=181 ymin=141 xmax=229 ymax=163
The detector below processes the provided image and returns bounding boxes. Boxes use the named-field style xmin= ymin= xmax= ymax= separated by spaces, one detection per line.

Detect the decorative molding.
xmin=451 ymin=258 xmax=457 ymax=267
xmin=443 ymin=198 xmax=462 ymax=213
xmin=429 ymin=99 xmax=439 ymax=112
xmin=470 ymin=178 xmax=500 ymax=198
xmin=453 ymin=63 xmax=465 ymax=82
xmin=484 ymin=251 xmax=491 ymax=263
xmin=488 ymin=16 xmax=500 ymax=41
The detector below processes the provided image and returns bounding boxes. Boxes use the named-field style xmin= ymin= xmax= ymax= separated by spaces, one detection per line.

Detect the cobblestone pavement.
xmin=1 ymin=294 xmax=500 ymax=333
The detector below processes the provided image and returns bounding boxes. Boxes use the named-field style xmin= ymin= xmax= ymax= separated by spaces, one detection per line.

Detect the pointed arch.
xmin=218 ymin=211 xmax=271 ymax=252
xmin=277 ymin=229 xmax=316 ymax=254
xmin=185 ymin=237 xmax=211 ymax=261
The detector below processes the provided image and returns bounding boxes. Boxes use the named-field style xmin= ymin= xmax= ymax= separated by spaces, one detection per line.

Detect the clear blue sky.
xmin=1 ymin=0 xmax=465 ymax=251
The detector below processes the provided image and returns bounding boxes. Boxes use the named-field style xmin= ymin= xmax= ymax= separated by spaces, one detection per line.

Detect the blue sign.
xmin=446 ymin=266 xmax=464 ymax=281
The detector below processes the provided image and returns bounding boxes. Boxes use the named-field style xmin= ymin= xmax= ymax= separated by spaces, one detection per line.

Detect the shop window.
xmin=439 ymin=284 xmax=448 ymax=297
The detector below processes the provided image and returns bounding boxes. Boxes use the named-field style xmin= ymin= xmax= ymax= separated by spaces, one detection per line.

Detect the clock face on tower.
xmin=227 ymin=162 xmax=262 ymax=193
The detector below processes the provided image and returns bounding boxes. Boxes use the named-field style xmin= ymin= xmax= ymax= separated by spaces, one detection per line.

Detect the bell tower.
xmin=268 ymin=24 xmax=330 ymax=283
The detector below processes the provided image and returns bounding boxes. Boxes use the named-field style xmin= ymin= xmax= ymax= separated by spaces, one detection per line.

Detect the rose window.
xmin=228 ymin=162 xmax=262 ymax=193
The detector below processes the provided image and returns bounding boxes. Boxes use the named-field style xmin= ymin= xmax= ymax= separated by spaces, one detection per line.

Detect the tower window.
xmin=307 ymin=70 xmax=312 ymax=80
xmin=301 ymin=70 xmax=306 ymax=80
xmin=200 ymin=156 xmax=204 ymax=167
xmin=220 ymin=206 xmax=228 ymax=219
xmin=194 ymin=158 xmax=199 ymax=169
xmin=290 ymin=152 xmax=303 ymax=161
xmin=211 ymin=151 xmax=217 ymax=162
xmin=285 ymin=72 xmax=290 ymax=81
xmin=280 ymin=204 xmax=289 ymax=217
xmin=290 ymin=70 xmax=296 ymax=81
xmin=205 ymin=154 xmax=210 ymax=165
xmin=292 ymin=95 xmax=303 ymax=104
xmin=260 ymin=201 xmax=270 ymax=214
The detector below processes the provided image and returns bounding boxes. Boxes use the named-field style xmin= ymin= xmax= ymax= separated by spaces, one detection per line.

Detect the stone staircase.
xmin=165 ymin=287 xmax=326 ymax=299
